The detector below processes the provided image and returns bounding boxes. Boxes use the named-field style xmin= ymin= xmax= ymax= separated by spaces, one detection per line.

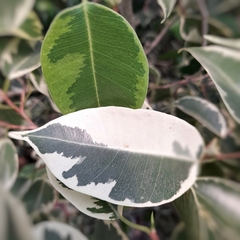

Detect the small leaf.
xmin=0 ymin=138 xmax=18 ymax=189
xmin=9 ymin=106 xmax=204 ymax=207
xmin=0 ymin=184 xmax=34 ymax=240
xmin=0 ymin=38 xmax=41 ymax=79
xmin=175 ymin=96 xmax=227 ymax=137
xmin=33 ymin=221 xmax=88 ymax=240
xmin=157 ymin=0 xmax=177 ymax=23
xmin=90 ymin=220 xmax=129 ymax=240
xmin=47 ymin=167 xmax=121 ymax=220
xmin=41 ymin=2 xmax=148 ymax=114
xmin=204 ymin=35 xmax=240 ymax=50
xmin=0 ymin=104 xmax=25 ymax=125
xmin=22 ymin=179 xmax=54 ymax=213
xmin=0 ymin=0 xmax=35 ymax=37
xmin=185 ymin=46 xmax=240 ymax=124
xmin=173 ymin=177 xmax=240 ymax=240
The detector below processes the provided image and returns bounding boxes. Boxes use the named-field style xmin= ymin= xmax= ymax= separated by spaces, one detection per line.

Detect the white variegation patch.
xmin=33 ymin=221 xmax=88 ymax=240
xmin=47 ymin=168 xmax=122 ymax=220
xmin=176 ymin=96 xmax=228 ymax=137
xmin=9 ymin=107 xmax=204 ymax=207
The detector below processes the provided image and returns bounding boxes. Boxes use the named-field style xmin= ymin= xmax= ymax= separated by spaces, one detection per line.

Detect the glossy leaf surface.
xmin=47 ymin=168 xmax=121 ymax=220
xmin=176 ymin=96 xmax=227 ymax=137
xmin=0 ymin=138 xmax=18 ymax=190
xmin=9 ymin=106 xmax=204 ymax=207
xmin=173 ymin=177 xmax=240 ymax=240
xmin=185 ymin=46 xmax=240 ymax=124
xmin=41 ymin=2 xmax=148 ymax=114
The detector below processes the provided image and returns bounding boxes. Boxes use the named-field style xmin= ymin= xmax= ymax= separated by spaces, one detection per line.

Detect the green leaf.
xmin=0 ymin=38 xmax=41 ymax=79
xmin=0 ymin=104 xmax=25 ymax=125
xmin=185 ymin=46 xmax=240 ymax=124
xmin=0 ymin=0 xmax=35 ymax=37
xmin=173 ymin=177 xmax=240 ymax=240
xmin=0 ymin=184 xmax=34 ymax=240
xmin=33 ymin=221 xmax=88 ymax=240
xmin=47 ymin=167 xmax=122 ymax=220
xmin=90 ymin=220 xmax=129 ymax=240
xmin=204 ymin=35 xmax=240 ymax=50
xmin=9 ymin=106 xmax=204 ymax=207
xmin=22 ymin=179 xmax=54 ymax=213
xmin=175 ymin=96 xmax=227 ymax=137
xmin=0 ymin=138 xmax=18 ymax=190
xmin=41 ymin=2 xmax=148 ymax=114
xmin=157 ymin=0 xmax=177 ymax=23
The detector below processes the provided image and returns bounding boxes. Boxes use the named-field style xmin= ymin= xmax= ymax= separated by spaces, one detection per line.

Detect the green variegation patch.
xmin=41 ymin=2 xmax=148 ymax=114
xmin=185 ymin=46 xmax=240 ymax=124
xmin=175 ymin=96 xmax=227 ymax=137
xmin=47 ymin=168 xmax=121 ymax=220
xmin=0 ymin=38 xmax=41 ymax=79
xmin=9 ymin=107 xmax=204 ymax=208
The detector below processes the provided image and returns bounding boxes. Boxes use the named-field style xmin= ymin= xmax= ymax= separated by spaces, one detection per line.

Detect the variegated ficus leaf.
xmin=185 ymin=46 xmax=240 ymax=124
xmin=41 ymin=1 xmax=148 ymax=114
xmin=33 ymin=221 xmax=88 ymax=240
xmin=0 ymin=0 xmax=42 ymax=40
xmin=0 ymin=138 xmax=18 ymax=190
xmin=47 ymin=168 xmax=122 ymax=220
xmin=157 ymin=0 xmax=177 ymax=23
xmin=204 ymin=35 xmax=240 ymax=50
xmin=9 ymin=107 xmax=204 ymax=208
xmin=175 ymin=96 xmax=227 ymax=137
xmin=173 ymin=177 xmax=240 ymax=240
xmin=0 ymin=38 xmax=41 ymax=79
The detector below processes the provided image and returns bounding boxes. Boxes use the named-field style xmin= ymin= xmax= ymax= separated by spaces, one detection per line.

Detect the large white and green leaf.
xmin=41 ymin=2 xmax=148 ymax=114
xmin=0 ymin=38 xmax=41 ymax=79
xmin=204 ymin=35 xmax=240 ymax=50
xmin=173 ymin=177 xmax=240 ymax=240
xmin=175 ymin=96 xmax=227 ymax=137
xmin=9 ymin=106 xmax=204 ymax=207
xmin=0 ymin=184 xmax=34 ymax=240
xmin=185 ymin=46 xmax=240 ymax=124
xmin=33 ymin=221 xmax=88 ymax=240
xmin=47 ymin=168 xmax=122 ymax=220
xmin=0 ymin=0 xmax=34 ymax=37
xmin=0 ymin=138 xmax=18 ymax=190
xmin=157 ymin=0 xmax=177 ymax=23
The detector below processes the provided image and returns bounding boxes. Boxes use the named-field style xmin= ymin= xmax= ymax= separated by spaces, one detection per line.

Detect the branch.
xmin=203 ymin=152 xmax=240 ymax=161
xmin=197 ymin=0 xmax=209 ymax=46
xmin=144 ymin=15 xmax=178 ymax=55
xmin=0 ymin=89 xmax=37 ymax=129
xmin=119 ymin=0 xmax=136 ymax=28
xmin=148 ymin=73 xmax=209 ymax=90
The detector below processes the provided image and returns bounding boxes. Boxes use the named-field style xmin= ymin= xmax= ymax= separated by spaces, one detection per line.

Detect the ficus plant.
xmin=0 ymin=0 xmax=240 ymax=240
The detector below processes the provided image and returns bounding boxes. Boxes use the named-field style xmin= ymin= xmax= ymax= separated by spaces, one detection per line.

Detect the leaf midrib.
xmin=83 ymin=3 xmax=100 ymax=107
